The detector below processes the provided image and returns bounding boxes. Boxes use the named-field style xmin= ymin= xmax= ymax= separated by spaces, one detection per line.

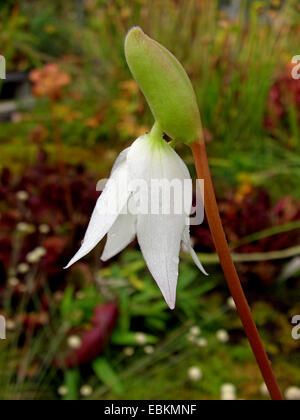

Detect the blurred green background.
xmin=0 ymin=0 xmax=300 ymax=400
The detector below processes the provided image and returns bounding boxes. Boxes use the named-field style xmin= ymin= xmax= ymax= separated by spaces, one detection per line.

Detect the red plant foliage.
xmin=192 ymin=187 xmax=300 ymax=284
xmin=265 ymin=63 xmax=300 ymax=131
xmin=57 ymin=303 xmax=119 ymax=368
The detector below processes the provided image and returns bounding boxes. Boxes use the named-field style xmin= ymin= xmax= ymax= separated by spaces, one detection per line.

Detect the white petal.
xmin=137 ymin=215 xmax=182 ymax=309
xmin=127 ymin=134 xmax=192 ymax=309
xmin=65 ymin=149 xmax=130 ymax=268
xmin=101 ymin=202 xmax=137 ymax=262
xmin=182 ymin=227 xmax=208 ymax=276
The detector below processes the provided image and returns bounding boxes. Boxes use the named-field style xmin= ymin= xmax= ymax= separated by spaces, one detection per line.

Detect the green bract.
xmin=125 ymin=27 xmax=202 ymax=145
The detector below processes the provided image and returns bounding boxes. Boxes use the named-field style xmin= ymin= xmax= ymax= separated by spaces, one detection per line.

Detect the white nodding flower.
xmin=65 ymin=128 xmax=208 ymax=309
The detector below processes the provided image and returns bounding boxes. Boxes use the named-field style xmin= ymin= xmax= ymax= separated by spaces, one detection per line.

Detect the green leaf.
xmin=60 ymin=285 xmax=74 ymax=317
xmin=111 ymin=331 xmax=158 ymax=346
xmin=63 ymin=369 xmax=80 ymax=401
xmin=93 ymin=357 xmax=123 ymax=395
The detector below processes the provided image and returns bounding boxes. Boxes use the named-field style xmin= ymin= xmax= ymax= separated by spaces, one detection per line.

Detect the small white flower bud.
xmin=16 ymin=223 xmax=35 ymax=234
xmin=285 ymin=386 xmax=300 ymax=400
xmin=26 ymin=251 xmax=40 ymax=264
xmin=17 ymin=263 xmax=30 ymax=274
xmin=144 ymin=345 xmax=154 ymax=355
xmin=67 ymin=335 xmax=82 ymax=350
xmin=16 ymin=191 xmax=29 ymax=202
xmin=80 ymin=385 xmax=93 ymax=397
xmin=26 ymin=247 xmax=47 ymax=264
xmin=189 ymin=326 xmax=201 ymax=337
xmin=39 ymin=224 xmax=50 ymax=234
xmin=221 ymin=384 xmax=236 ymax=401
xmin=221 ymin=392 xmax=236 ymax=401
xmin=135 ymin=332 xmax=147 ymax=346
xmin=58 ymin=386 xmax=68 ymax=397
xmin=16 ymin=222 xmax=30 ymax=233
xmin=227 ymin=297 xmax=236 ymax=310
xmin=188 ymin=367 xmax=202 ymax=382
xmin=124 ymin=347 xmax=135 ymax=357
xmin=35 ymin=247 xmax=47 ymax=257
xmin=8 ymin=277 xmax=19 ymax=287
xmin=221 ymin=384 xmax=236 ymax=394
xmin=216 ymin=329 xmax=230 ymax=343
xmin=259 ymin=383 xmax=269 ymax=397
xmin=6 ymin=319 xmax=17 ymax=331
xmin=197 ymin=338 xmax=208 ymax=348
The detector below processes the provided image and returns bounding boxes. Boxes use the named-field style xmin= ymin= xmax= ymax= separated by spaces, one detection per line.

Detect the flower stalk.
xmin=191 ymin=138 xmax=283 ymax=401
xmin=125 ymin=26 xmax=283 ymax=400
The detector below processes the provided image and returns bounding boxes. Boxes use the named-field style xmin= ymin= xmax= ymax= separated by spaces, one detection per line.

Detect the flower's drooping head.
xmin=66 ymin=128 xmax=207 ymax=309
xmin=66 ymin=27 xmax=208 ymax=309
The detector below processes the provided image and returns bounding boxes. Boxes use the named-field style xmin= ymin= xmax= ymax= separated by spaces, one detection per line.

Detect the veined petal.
xmin=127 ymin=135 xmax=192 ymax=192
xmin=182 ymin=227 xmax=208 ymax=276
xmin=137 ymin=215 xmax=182 ymax=309
xmin=65 ymin=149 xmax=130 ymax=269
xmin=127 ymin=134 xmax=192 ymax=309
xmin=101 ymin=200 xmax=137 ymax=262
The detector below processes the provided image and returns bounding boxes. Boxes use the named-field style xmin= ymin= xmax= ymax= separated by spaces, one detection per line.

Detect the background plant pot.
xmin=0 ymin=71 xmax=32 ymax=120
xmin=0 ymin=71 xmax=29 ymax=100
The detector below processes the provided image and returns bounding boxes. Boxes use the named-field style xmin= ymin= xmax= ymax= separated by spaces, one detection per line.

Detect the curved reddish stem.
xmin=191 ymin=140 xmax=283 ymax=401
